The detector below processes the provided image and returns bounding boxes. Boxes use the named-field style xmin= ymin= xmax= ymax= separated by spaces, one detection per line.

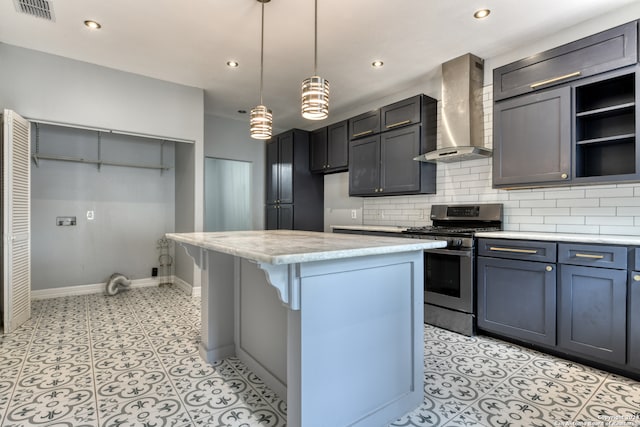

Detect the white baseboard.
xmin=31 ymin=275 xmax=198 ymax=300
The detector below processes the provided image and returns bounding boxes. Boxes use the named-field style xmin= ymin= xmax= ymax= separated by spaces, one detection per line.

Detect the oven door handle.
xmin=424 ymin=248 xmax=472 ymax=257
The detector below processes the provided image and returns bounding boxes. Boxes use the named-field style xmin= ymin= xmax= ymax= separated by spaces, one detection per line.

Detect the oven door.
xmin=424 ymin=247 xmax=474 ymax=313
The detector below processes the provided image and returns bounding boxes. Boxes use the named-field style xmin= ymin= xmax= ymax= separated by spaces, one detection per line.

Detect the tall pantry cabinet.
xmin=265 ymin=129 xmax=323 ymax=231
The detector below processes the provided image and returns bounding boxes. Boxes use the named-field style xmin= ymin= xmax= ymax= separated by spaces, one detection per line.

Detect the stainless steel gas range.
xmin=402 ymin=204 xmax=503 ymax=336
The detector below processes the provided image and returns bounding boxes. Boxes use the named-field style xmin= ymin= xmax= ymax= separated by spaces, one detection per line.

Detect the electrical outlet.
xmin=87 ymin=210 xmax=94 ymax=221
xmin=351 ymin=209 xmax=357 ymax=219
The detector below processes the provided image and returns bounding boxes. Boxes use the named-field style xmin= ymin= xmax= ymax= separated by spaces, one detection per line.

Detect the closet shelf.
xmin=32 ymin=153 xmax=170 ymax=171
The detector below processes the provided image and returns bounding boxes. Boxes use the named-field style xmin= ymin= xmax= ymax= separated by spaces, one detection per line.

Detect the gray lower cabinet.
xmin=629 ymin=270 xmax=640 ymax=370
xmin=266 ymin=204 xmax=293 ymax=230
xmin=558 ymin=265 xmax=626 ymax=364
xmin=477 ymin=256 xmax=556 ymax=346
xmin=493 ymin=86 xmax=571 ymax=187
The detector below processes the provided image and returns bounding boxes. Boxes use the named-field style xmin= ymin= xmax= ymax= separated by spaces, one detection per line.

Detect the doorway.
xmin=204 ymin=157 xmax=252 ymax=232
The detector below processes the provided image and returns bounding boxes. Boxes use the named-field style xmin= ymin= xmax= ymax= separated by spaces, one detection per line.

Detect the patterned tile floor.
xmin=0 ymin=286 xmax=638 ymax=427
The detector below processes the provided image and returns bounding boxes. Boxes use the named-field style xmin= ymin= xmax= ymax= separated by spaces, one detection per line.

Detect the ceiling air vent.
xmin=13 ymin=0 xmax=55 ymax=21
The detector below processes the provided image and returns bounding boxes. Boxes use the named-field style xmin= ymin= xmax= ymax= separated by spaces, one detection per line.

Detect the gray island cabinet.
xmin=166 ymin=230 xmax=446 ymax=427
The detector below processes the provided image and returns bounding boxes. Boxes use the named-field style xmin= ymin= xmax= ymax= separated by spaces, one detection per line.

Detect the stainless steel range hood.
xmin=415 ymin=53 xmax=491 ymax=163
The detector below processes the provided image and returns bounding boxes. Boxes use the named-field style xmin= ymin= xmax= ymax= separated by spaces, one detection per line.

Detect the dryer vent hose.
xmin=105 ymin=273 xmax=131 ymax=296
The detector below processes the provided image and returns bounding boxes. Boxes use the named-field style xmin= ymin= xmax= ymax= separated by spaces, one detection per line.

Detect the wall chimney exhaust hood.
xmin=415 ymin=53 xmax=491 ymax=163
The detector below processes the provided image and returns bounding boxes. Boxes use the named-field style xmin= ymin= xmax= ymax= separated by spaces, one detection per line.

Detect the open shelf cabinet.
xmin=575 ymin=71 xmax=637 ymax=179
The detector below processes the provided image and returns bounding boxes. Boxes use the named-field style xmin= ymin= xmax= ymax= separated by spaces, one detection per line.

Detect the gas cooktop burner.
xmin=404 ymin=225 xmax=501 ymax=235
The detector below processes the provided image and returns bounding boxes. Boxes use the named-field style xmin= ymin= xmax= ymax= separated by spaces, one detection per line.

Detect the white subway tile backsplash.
xmin=570 ymin=207 xmax=617 ymax=216
xmin=508 ymin=191 xmax=545 ymax=201
xmin=532 ymin=207 xmax=570 ymax=216
xmin=507 ymin=215 xmax=544 ymax=224
xmin=600 ymin=225 xmax=640 ymax=236
xmin=519 ymin=200 xmax=557 ymax=208
xmin=544 ymin=216 xmax=585 ymax=225
xmin=556 ymin=198 xmax=600 ymax=208
xmin=504 ymin=207 xmax=532 ymax=216
xmin=585 ymin=216 xmax=634 ymax=226
xmin=585 ymin=187 xmax=635 ymax=198
xmin=543 ymin=189 xmax=586 ymax=200
xmin=617 ymin=207 xmax=640 ymax=216
xmin=520 ymin=224 xmax=558 ymax=233
xmin=556 ymin=224 xmax=601 ymax=234
xmin=601 ymin=197 xmax=640 ymax=207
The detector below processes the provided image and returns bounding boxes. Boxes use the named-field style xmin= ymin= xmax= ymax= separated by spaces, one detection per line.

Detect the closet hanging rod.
xmin=32 ymin=153 xmax=170 ymax=171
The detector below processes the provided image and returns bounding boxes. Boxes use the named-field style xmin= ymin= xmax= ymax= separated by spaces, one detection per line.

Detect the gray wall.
xmin=31 ymin=125 xmax=175 ymax=290
xmin=203 ymin=114 xmax=265 ymax=230
xmin=0 ymin=43 xmax=204 ymax=288
xmin=175 ymin=142 xmax=195 ymax=284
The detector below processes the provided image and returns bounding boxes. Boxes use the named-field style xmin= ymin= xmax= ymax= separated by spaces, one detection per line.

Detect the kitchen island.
xmin=166 ymin=230 xmax=446 ymax=427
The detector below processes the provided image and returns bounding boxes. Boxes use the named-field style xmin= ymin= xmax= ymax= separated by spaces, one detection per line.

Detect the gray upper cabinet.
xmin=348 ymin=110 xmax=380 ymax=140
xmin=493 ymin=20 xmax=639 ymax=189
xmin=349 ymin=135 xmax=380 ymax=196
xmin=493 ymin=86 xmax=571 ymax=187
xmin=494 ymin=20 xmax=637 ymax=101
xmin=309 ymin=127 xmax=328 ymax=173
xmin=348 ymin=94 xmax=437 ymax=197
xmin=381 ymin=95 xmax=422 ymax=131
xmin=311 ymin=120 xmax=349 ymax=174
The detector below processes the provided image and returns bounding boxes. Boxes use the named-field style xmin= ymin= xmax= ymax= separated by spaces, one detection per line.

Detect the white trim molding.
xmin=31 ymin=275 xmax=198 ymax=300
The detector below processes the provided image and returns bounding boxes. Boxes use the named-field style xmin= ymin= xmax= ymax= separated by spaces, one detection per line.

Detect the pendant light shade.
xmin=250 ymin=0 xmax=273 ymax=140
xmin=301 ymin=0 xmax=329 ymax=120
xmin=302 ymin=76 xmax=329 ymax=120
xmin=250 ymin=105 xmax=273 ymax=139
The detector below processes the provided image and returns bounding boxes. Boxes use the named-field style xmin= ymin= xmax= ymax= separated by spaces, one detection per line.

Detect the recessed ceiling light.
xmin=227 ymin=60 xmax=239 ymax=68
xmin=473 ymin=9 xmax=490 ymax=19
xmin=372 ymin=60 xmax=384 ymax=68
xmin=84 ymin=19 xmax=101 ymax=29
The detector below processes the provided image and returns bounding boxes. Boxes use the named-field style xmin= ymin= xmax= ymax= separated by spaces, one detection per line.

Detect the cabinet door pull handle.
xmin=489 ymin=247 xmax=538 ymax=254
xmin=379 ymin=188 xmax=383 ymax=192
xmin=386 ymin=120 xmax=411 ymax=129
xmin=353 ymin=130 xmax=374 ymax=137
xmin=634 ymin=274 xmax=640 ymax=282
xmin=545 ymin=265 xmax=553 ymax=272
xmin=530 ymin=71 xmax=581 ymax=89
xmin=574 ymin=253 xmax=605 ymax=259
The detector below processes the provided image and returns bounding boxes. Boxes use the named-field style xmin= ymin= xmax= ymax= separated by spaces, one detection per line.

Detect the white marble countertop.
xmin=330 ymin=225 xmax=408 ymax=233
xmin=166 ymin=230 xmax=446 ymax=265
xmin=476 ymin=231 xmax=640 ymax=246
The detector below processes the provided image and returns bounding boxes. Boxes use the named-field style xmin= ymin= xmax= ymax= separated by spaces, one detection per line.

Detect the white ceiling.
xmin=1 ymin=0 xmax=639 ymax=131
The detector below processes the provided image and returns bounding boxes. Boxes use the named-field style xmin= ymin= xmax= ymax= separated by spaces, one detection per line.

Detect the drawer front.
xmin=478 ymin=239 xmax=557 ymax=262
xmin=349 ymin=110 xmax=380 ymax=140
xmin=633 ymin=248 xmax=640 ymax=271
xmin=381 ymin=95 xmax=422 ymax=131
xmin=558 ymin=243 xmax=627 ymax=269
xmin=494 ymin=21 xmax=638 ymax=101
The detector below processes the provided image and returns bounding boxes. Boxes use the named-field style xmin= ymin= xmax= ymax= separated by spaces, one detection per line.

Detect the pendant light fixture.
xmin=250 ymin=0 xmax=273 ymax=140
xmin=301 ymin=0 xmax=329 ymax=120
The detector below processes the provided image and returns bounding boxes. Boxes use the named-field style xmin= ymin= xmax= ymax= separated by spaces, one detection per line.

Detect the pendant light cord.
xmin=260 ymin=0 xmax=265 ymax=105
xmin=313 ymin=0 xmax=318 ymax=75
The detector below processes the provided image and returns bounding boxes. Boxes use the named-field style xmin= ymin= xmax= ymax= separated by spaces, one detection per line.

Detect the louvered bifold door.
xmin=2 ymin=109 xmax=31 ymax=334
